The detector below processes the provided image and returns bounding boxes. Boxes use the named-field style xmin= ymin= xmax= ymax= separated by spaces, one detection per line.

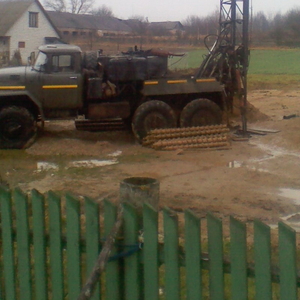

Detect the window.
xmin=29 ymin=12 xmax=38 ymax=28
xmin=18 ymin=41 xmax=25 ymax=48
xmin=51 ymin=55 xmax=74 ymax=73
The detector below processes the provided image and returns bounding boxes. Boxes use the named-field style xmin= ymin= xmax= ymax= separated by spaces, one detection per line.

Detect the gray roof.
xmin=149 ymin=21 xmax=184 ymax=31
xmin=0 ymin=1 xmax=33 ymax=36
xmin=47 ymin=11 xmax=133 ymax=33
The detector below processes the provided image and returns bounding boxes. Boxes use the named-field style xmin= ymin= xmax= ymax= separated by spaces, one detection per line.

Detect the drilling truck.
xmin=0 ymin=0 xmax=249 ymax=149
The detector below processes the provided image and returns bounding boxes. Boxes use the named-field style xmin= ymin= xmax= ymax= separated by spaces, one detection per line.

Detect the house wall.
xmin=0 ymin=37 xmax=10 ymax=66
xmin=6 ymin=2 xmax=59 ymax=64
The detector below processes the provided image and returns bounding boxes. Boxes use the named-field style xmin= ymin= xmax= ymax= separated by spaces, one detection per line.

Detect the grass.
xmin=169 ymin=48 xmax=300 ymax=90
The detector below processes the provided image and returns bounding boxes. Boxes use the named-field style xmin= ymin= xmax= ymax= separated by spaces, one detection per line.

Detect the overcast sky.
xmin=94 ymin=0 xmax=300 ymax=22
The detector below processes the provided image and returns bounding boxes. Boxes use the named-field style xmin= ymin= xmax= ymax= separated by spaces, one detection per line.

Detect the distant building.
xmin=0 ymin=0 xmax=61 ymax=66
xmin=149 ymin=21 xmax=185 ymax=35
xmin=46 ymin=11 xmax=133 ymax=39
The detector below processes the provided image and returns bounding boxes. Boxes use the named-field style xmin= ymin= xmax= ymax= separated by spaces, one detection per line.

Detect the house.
xmin=149 ymin=21 xmax=185 ymax=35
xmin=0 ymin=0 xmax=61 ymax=66
xmin=46 ymin=11 xmax=133 ymax=39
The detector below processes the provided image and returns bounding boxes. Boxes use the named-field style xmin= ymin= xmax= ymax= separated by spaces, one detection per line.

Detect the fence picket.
xmin=278 ymin=221 xmax=297 ymax=300
xmin=0 ymin=188 xmax=16 ymax=300
xmin=254 ymin=219 xmax=272 ymax=300
xmin=66 ymin=193 xmax=81 ymax=300
xmin=84 ymin=196 xmax=101 ymax=300
xmin=143 ymin=203 xmax=159 ymax=300
xmin=230 ymin=216 xmax=247 ymax=300
xmin=31 ymin=189 xmax=47 ymax=300
xmin=163 ymin=207 xmax=180 ymax=300
xmin=184 ymin=209 xmax=202 ymax=300
xmin=104 ymin=200 xmax=121 ymax=300
xmin=14 ymin=188 xmax=32 ymax=300
xmin=207 ymin=213 xmax=224 ymax=300
xmin=123 ymin=203 xmax=140 ymax=300
xmin=48 ymin=191 xmax=64 ymax=300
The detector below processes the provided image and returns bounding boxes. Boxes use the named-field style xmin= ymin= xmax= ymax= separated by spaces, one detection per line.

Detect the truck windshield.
xmin=33 ymin=51 xmax=47 ymax=72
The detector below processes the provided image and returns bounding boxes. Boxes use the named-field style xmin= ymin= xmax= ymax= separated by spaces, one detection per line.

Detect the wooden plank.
xmin=185 ymin=209 xmax=202 ymax=300
xmin=143 ymin=203 xmax=159 ymax=300
xmin=278 ymin=222 xmax=297 ymax=300
xmin=230 ymin=216 xmax=247 ymax=300
xmin=31 ymin=189 xmax=47 ymax=300
xmin=0 ymin=188 xmax=16 ymax=300
xmin=163 ymin=207 xmax=180 ymax=300
xmin=254 ymin=220 xmax=272 ymax=300
xmin=84 ymin=197 xmax=100 ymax=300
xmin=123 ymin=203 xmax=140 ymax=300
xmin=104 ymin=200 xmax=121 ymax=300
xmin=66 ymin=193 xmax=81 ymax=300
xmin=48 ymin=191 xmax=64 ymax=299
xmin=14 ymin=188 xmax=32 ymax=300
xmin=207 ymin=213 xmax=224 ymax=300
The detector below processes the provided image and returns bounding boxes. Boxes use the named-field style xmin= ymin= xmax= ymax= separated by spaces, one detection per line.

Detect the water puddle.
xmin=67 ymin=159 xmax=118 ymax=169
xmin=279 ymin=188 xmax=300 ymax=205
xmin=228 ymin=161 xmax=243 ymax=168
xmin=227 ymin=161 xmax=269 ymax=173
xmin=108 ymin=150 xmax=122 ymax=157
xmin=37 ymin=162 xmax=59 ymax=172
xmin=37 ymin=159 xmax=118 ymax=172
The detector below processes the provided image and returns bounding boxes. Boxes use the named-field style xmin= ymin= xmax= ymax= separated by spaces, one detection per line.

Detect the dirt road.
xmin=1 ymin=89 xmax=300 ymax=228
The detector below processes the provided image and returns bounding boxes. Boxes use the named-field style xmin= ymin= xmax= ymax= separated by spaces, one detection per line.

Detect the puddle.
xmin=66 ymin=159 xmax=118 ymax=169
xmin=108 ymin=150 xmax=122 ymax=157
xmin=250 ymin=141 xmax=300 ymax=161
xmin=37 ymin=162 xmax=59 ymax=172
xmin=228 ymin=161 xmax=243 ymax=168
xmin=279 ymin=188 xmax=300 ymax=205
xmin=227 ymin=161 xmax=269 ymax=173
xmin=37 ymin=159 xmax=118 ymax=172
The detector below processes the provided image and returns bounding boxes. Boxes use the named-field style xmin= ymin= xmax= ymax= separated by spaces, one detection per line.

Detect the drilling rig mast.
xmin=196 ymin=0 xmax=250 ymax=134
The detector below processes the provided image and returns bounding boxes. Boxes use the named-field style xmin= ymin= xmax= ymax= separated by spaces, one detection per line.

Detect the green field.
xmin=168 ymin=48 xmax=300 ymax=89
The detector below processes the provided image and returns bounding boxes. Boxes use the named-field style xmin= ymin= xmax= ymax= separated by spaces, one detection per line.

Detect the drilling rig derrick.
xmin=196 ymin=0 xmax=250 ymax=134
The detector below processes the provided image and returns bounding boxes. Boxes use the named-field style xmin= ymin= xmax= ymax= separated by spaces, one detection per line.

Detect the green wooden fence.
xmin=0 ymin=187 xmax=299 ymax=299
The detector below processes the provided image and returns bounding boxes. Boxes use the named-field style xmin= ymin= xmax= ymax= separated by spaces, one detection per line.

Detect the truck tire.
xmin=0 ymin=106 xmax=37 ymax=149
xmin=132 ymin=100 xmax=177 ymax=142
xmin=180 ymin=98 xmax=222 ymax=127
xmin=83 ymin=51 xmax=97 ymax=69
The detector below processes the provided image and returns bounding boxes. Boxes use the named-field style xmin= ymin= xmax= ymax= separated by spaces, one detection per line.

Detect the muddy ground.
xmin=1 ymin=89 xmax=300 ymax=229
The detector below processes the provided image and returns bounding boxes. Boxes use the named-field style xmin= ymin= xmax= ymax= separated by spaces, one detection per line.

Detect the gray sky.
xmin=94 ymin=0 xmax=300 ymax=22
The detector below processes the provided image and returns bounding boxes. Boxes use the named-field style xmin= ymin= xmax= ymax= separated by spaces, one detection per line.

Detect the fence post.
xmin=48 ymin=191 xmax=64 ymax=300
xmin=254 ymin=219 xmax=272 ymax=300
xmin=14 ymin=188 xmax=32 ymax=300
xmin=163 ymin=207 xmax=180 ymax=300
xmin=31 ymin=189 xmax=47 ymax=300
xmin=66 ymin=193 xmax=81 ymax=300
xmin=185 ymin=209 xmax=202 ymax=300
xmin=0 ymin=187 xmax=16 ymax=300
xmin=230 ymin=216 xmax=247 ymax=300
xmin=207 ymin=213 xmax=224 ymax=300
xmin=143 ymin=203 xmax=159 ymax=300
xmin=279 ymin=221 xmax=297 ymax=300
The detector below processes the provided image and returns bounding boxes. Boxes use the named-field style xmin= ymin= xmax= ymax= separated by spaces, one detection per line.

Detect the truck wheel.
xmin=83 ymin=51 xmax=97 ymax=69
xmin=0 ymin=106 xmax=37 ymax=149
xmin=180 ymin=98 xmax=222 ymax=127
xmin=132 ymin=100 xmax=177 ymax=142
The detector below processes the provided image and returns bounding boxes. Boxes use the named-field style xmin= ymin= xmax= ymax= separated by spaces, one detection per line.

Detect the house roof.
xmin=149 ymin=21 xmax=184 ymax=31
xmin=47 ymin=11 xmax=133 ymax=33
xmin=0 ymin=0 xmax=61 ymax=38
xmin=0 ymin=1 xmax=33 ymax=36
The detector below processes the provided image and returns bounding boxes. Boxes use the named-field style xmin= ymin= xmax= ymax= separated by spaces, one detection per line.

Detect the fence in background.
xmin=0 ymin=187 xmax=298 ymax=299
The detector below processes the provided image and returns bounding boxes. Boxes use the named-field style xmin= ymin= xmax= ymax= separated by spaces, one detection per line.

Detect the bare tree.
xmin=44 ymin=0 xmax=94 ymax=14
xmin=91 ymin=4 xmax=114 ymax=17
